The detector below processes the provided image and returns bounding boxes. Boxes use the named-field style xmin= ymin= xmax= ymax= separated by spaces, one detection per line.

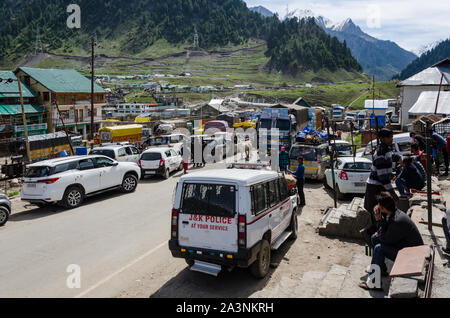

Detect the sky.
xmin=244 ymin=0 xmax=450 ymax=54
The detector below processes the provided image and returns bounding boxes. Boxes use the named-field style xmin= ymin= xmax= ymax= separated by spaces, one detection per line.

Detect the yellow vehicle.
xmin=233 ymin=122 xmax=256 ymax=129
xmin=98 ymin=125 xmax=143 ymax=143
xmin=9 ymin=131 xmax=74 ymax=162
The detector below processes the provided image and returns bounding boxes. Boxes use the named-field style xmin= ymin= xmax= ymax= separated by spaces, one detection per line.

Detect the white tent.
xmin=408 ymin=91 xmax=450 ymax=115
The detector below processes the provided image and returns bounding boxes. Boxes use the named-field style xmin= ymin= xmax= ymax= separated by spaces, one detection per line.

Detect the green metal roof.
xmin=0 ymin=104 xmax=47 ymax=116
xmin=0 ymin=71 xmax=38 ymax=98
xmin=17 ymin=67 xmax=105 ymax=93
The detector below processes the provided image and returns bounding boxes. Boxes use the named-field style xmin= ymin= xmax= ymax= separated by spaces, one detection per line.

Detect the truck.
xmin=257 ymin=108 xmax=292 ymax=153
xmin=332 ymin=105 xmax=345 ymax=121
xmin=98 ymin=125 xmax=143 ymax=144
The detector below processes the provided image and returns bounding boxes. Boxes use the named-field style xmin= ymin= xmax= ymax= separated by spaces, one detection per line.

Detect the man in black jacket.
xmin=360 ymin=192 xmax=424 ymax=290
xmin=395 ymin=157 xmax=425 ymax=197
xmin=443 ymin=210 xmax=450 ymax=254
xmin=362 ymin=129 xmax=400 ymax=241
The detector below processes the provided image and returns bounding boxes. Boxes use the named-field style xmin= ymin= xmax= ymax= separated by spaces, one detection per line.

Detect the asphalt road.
xmin=0 ymin=164 xmax=222 ymax=298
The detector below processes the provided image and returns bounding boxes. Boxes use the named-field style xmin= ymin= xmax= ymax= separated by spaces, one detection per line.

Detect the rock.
xmin=410 ymin=194 xmax=444 ymax=206
xmin=434 ymin=204 xmax=447 ymax=212
xmin=389 ymin=277 xmax=418 ymax=298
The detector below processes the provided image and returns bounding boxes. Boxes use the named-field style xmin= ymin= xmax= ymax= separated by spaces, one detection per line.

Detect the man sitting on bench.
xmin=359 ymin=192 xmax=424 ymax=291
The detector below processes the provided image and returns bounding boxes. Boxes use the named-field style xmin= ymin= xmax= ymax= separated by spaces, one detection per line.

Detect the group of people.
xmin=359 ymin=128 xmax=450 ymax=291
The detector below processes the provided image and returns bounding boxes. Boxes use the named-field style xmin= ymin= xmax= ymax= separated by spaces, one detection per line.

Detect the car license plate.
xmin=26 ymin=183 xmax=37 ymax=188
xmin=145 ymin=171 xmax=156 ymax=175
xmin=355 ymin=183 xmax=365 ymax=187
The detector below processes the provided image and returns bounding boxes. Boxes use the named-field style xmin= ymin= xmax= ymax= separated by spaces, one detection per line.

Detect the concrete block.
xmin=389 ymin=277 xmax=418 ymax=298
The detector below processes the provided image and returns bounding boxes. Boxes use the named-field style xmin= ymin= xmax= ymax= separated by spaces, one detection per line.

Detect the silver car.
xmin=0 ymin=193 xmax=12 ymax=227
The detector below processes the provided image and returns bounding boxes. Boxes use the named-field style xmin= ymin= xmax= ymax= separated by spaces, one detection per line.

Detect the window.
xmin=397 ymin=142 xmax=411 ymax=153
xmin=181 ymin=184 xmax=236 ymax=217
xmin=278 ymin=178 xmax=289 ymax=200
xmin=343 ymin=162 xmax=372 ymax=171
xmin=125 ymin=147 xmax=132 ymax=155
xmin=90 ymin=149 xmax=116 ymax=159
xmin=141 ymin=152 xmax=162 ymax=161
xmin=95 ymin=157 xmax=114 ymax=168
xmin=130 ymin=147 xmax=140 ymax=155
xmin=268 ymin=180 xmax=279 ymax=207
xmin=54 ymin=161 xmax=78 ymax=174
xmin=79 ymin=159 xmax=95 ymax=171
xmin=118 ymin=148 xmax=127 ymax=157
xmin=290 ymin=146 xmax=317 ymax=161
xmin=43 ymin=92 xmax=50 ymax=102
xmin=165 ymin=150 xmax=172 ymax=158
xmin=252 ymin=183 xmax=268 ymax=215
xmin=25 ymin=166 xmax=51 ymax=178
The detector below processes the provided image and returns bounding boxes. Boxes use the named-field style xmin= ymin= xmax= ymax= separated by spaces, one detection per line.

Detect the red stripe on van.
xmin=246 ymin=198 xmax=290 ymax=226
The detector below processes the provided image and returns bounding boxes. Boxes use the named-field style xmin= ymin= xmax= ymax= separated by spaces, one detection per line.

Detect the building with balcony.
xmin=14 ymin=67 xmax=106 ymax=138
xmin=0 ymin=71 xmax=48 ymax=139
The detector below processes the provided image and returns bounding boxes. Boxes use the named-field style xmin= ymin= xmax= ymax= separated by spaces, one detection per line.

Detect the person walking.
xmin=279 ymin=147 xmax=290 ymax=173
xmin=410 ymin=132 xmax=426 ymax=151
xmin=359 ymin=193 xmax=424 ymax=291
xmin=362 ymin=128 xmax=400 ymax=242
xmin=290 ymin=156 xmax=306 ymax=206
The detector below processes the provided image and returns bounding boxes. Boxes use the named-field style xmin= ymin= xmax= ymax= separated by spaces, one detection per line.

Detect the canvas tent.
xmin=408 ymin=91 xmax=450 ymax=115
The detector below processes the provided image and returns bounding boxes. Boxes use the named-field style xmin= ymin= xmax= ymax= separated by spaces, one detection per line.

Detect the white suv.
xmin=169 ymin=165 xmax=298 ymax=278
xmin=20 ymin=156 xmax=141 ymax=209
xmin=140 ymin=148 xmax=183 ymax=179
xmin=90 ymin=144 xmax=140 ymax=164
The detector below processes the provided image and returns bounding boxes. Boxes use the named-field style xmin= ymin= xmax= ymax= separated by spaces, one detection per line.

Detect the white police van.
xmin=169 ymin=163 xmax=298 ymax=278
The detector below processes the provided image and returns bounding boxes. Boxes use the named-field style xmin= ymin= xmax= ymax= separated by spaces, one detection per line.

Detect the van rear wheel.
xmin=250 ymin=239 xmax=271 ymax=279
xmin=0 ymin=206 xmax=9 ymax=226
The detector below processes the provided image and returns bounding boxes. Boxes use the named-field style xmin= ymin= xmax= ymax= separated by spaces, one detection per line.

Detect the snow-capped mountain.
xmin=414 ymin=40 xmax=442 ymax=57
xmin=249 ymin=6 xmax=275 ymax=17
xmin=281 ymin=8 xmax=417 ymax=80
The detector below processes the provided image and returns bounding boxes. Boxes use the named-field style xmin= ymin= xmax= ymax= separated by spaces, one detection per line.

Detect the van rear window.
xmin=290 ymin=147 xmax=317 ymax=161
xmin=141 ymin=152 xmax=162 ymax=161
xmin=181 ymin=184 xmax=236 ymax=217
xmin=25 ymin=166 xmax=52 ymax=178
xmin=91 ymin=149 xmax=116 ymax=159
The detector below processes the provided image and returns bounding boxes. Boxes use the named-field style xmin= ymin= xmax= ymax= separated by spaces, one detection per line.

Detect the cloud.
xmin=245 ymin=0 xmax=450 ymax=52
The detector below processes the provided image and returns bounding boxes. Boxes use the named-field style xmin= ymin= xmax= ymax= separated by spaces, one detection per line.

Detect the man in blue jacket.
xmin=290 ymin=156 xmax=306 ymax=206
xmin=432 ymin=132 xmax=449 ymax=176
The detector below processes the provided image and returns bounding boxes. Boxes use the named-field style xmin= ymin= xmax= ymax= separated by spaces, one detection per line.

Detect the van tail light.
xmin=171 ymin=209 xmax=179 ymax=239
xmin=37 ymin=178 xmax=60 ymax=184
xmin=138 ymin=159 xmax=142 ymax=167
xmin=159 ymin=159 xmax=165 ymax=167
xmin=238 ymin=215 xmax=247 ymax=248
xmin=340 ymin=171 xmax=349 ymax=180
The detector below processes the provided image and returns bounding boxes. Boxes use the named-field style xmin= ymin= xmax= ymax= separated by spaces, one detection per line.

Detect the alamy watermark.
xmin=66 ymin=264 xmax=81 ymax=289
xmin=67 ymin=4 xmax=81 ymax=29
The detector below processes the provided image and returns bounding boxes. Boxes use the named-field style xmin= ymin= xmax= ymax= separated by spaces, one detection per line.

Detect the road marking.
xmin=74 ymin=241 xmax=167 ymax=298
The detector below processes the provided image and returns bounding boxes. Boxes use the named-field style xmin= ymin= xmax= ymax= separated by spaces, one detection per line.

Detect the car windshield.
xmin=91 ymin=149 xmax=116 ymax=159
xmin=149 ymin=137 xmax=170 ymax=146
xmin=275 ymin=119 xmax=290 ymax=131
xmin=343 ymin=162 xmax=372 ymax=171
xmin=181 ymin=183 xmax=236 ymax=217
xmin=259 ymin=119 xmax=272 ymax=130
xmin=25 ymin=166 xmax=52 ymax=178
xmin=334 ymin=144 xmax=352 ymax=155
xmin=290 ymin=147 xmax=318 ymax=161
xmin=141 ymin=152 xmax=162 ymax=161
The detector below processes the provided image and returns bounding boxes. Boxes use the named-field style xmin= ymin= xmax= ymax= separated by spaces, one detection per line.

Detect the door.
xmin=129 ymin=146 xmax=140 ymax=164
xmin=117 ymin=147 xmax=128 ymax=162
xmin=178 ymin=183 xmax=238 ymax=253
xmin=268 ymin=180 xmax=285 ymax=240
xmin=95 ymin=157 xmax=121 ymax=189
xmin=76 ymin=158 xmax=101 ymax=194
xmin=165 ymin=150 xmax=174 ymax=172
xmin=170 ymin=149 xmax=181 ymax=169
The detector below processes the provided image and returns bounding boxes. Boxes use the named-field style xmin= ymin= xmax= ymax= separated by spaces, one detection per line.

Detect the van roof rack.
xmin=227 ymin=162 xmax=271 ymax=170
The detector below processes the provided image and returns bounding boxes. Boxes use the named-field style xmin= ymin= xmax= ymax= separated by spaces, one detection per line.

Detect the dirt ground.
xmin=116 ymin=179 xmax=365 ymax=298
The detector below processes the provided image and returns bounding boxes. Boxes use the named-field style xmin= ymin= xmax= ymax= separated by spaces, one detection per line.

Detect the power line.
xmin=34 ymin=26 xmax=43 ymax=55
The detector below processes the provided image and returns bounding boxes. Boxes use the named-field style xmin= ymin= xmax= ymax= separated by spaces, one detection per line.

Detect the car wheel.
xmin=63 ymin=186 xmax=84 ymax=209
xmin=289 ymin=212 xmax=298 ymax=240
xmin=163 ymin=169 xmax=170 ymax=180
xmin=122 ymin=174 xmax=138 ymax=193
xmin=323 ymin=175 xmax=331 ymax=189
xmin=185 ymin=259 xmax=195 ymax=267
xmin=250 ymin=239 xmax=271 ymax=279
xmin=335 ymin=185 xmax=345 ymax=200
xmin=0 ymin=206 xmax=9 ymax=227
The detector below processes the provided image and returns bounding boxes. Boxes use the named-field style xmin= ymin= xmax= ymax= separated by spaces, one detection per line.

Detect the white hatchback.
xmin=139 ymin=148 xmax=183 ymax=179
xmin=324 ymin=157 xmax=372 ymax=199
xmin=21 ymin=156 xmax=141 ymax=209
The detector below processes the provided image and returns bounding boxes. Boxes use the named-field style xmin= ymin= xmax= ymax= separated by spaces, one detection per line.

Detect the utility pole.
xmin=54 ymin=99 xmax=74 ymax=155
xmin=425 ymin=122 xmax=433 ymax=231
xmin=434 ymin=73 xmax=444 ymax=115
xmin=16 ymin=76 xmax=31 ymax=163
xmin=90 ymin=37 xmax=95 ymax=141
xmin=326 ymin=117 xmax=338 ymax=208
